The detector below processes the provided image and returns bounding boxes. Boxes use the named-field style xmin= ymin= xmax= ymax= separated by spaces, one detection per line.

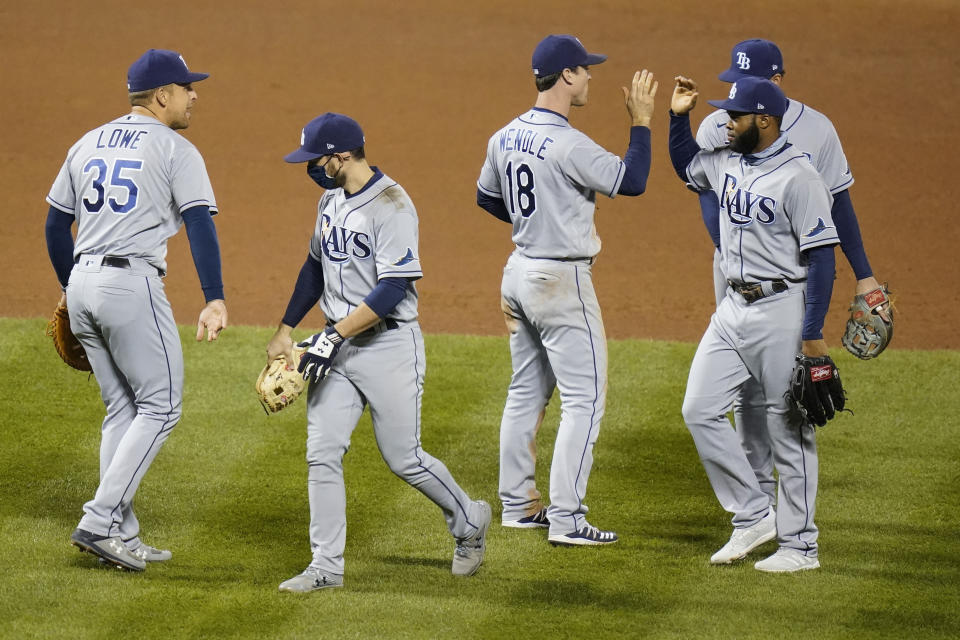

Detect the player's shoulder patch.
xmin=392 ymin=248 xmax=418 ymax=267
xmin=803 ymin=217 xmax=835 ymax=238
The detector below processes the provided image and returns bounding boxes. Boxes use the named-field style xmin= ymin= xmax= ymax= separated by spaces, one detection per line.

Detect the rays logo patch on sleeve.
xmin=804 ymin=217 xmax=834 ymax=238
xmin=393 ymin=248 xmax=417 ymax=266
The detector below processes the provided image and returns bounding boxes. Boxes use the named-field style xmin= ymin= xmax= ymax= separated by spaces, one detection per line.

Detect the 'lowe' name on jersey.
xmin=477 ymin=108 xmax=626 ymax=260
xmin=308 ymin=170 xmax=422 ymax=324
xmin=686 ymin=133 xmax=839 ymax=284
xmin=46 ymin=113 xmax=218 ymax=273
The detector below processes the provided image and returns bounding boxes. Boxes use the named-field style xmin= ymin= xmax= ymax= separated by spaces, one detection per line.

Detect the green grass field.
xmin=0 ymin=318 xmax=957 ymax=639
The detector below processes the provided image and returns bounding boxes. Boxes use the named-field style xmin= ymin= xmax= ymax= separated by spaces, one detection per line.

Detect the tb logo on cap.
xmin=728 ymin=84 xmax=738 ymax=99
xmin=736 ymin=52 xmax=751 ymax=70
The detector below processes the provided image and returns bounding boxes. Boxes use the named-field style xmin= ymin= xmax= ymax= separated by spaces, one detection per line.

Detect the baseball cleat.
xmin=755 ymin=547 xmax=820 ymax=573
xmin=278 ymin=566 xmax=344 ymax=593
xmin=548 ymin=523 xmax=618 ymax=546
xmin=130 ymin=543 xmax=172 ymax=562
xmin=70 ymin=528 xmax=145 ymax=571
xmin=452 ymin=500 xmax=491 ymax=576
xmin=710 ymin=509 xmax=776 ymax=564
xmin=99 ymin=542 xmax=172 ymax=565
xmin=502 ymin=507 xmax=550 ymax=529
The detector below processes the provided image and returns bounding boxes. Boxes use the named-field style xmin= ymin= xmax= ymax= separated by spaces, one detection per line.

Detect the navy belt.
xmin=728 ymin=279 xmax=787 ymax=304
xmin=75 ymin=255 xmax=164 ymax=276
xmin=335 ymin=318 xmax=400 ymax=338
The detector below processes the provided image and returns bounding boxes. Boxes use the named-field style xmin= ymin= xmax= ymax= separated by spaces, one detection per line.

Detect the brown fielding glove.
xmin=255 ymin=347 xmax=307 ymax=414
xmin=841 ymin=284 xmax=894 ymax=359
xmin=46 ymin=298 xmax=91 ymax=371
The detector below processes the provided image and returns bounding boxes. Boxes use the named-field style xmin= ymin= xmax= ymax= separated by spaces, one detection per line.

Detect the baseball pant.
xmin=498 ymin=252 xmax=607 ymax=536
xmin=67 ymin=257 xmax=183 ymax=540
xmin=713 ymin=249 xmax=778 ymax=508
xmin=682 ymin=287 xmax=819 ymax=554
xmin=303 ymin=323 xmax=481 ymax=576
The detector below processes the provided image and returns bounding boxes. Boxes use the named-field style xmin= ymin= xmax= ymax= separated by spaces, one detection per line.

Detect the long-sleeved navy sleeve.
xmin=363 ymin=277 xmax=409 ymax=318
xmin=831 ymin=189 xmax=872 ymax=280
xmin=617 ymin=126 xmax=652 ymax=196
xmin=45 ymin=206 xmax=75 ymax=289
xmin=668 ymin=112 xmax=702 ymax=182
xmin=802 ymin=244 xmax=836 ymax=340
xmin=182 ymin=205 xmax=224 ymax=302
xmin=476 ymin=189 xmax=511 ymax=223
xmin=699 ymin=191 xmax=722 ymax=248
xmin=282 ymin=254 xmax=325 ymax=328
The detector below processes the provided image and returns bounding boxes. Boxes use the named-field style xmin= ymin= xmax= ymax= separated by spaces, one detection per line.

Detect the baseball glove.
xmin=841 ymin=284 xmax=894 ymax=359
xmin=787 ymin=354 xmax=846 ymax=427
xmin=255 ymin=347 xmax=307 ymax=414
xmin=46 ymin=298 xmax=91 ymax=371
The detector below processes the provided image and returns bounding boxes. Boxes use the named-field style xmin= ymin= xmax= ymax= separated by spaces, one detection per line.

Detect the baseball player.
xmin=45 ymin=49 xmax=227 ymax=571
xmin=476 ymin=35 xmax=657 ymax=545
xmin=695 ymin=39 xmax=884 ymax=511
xmin=669 ymin=75 xmax=839 ymax=572
xmin=266 ymin=113 xmax=490 ymax=593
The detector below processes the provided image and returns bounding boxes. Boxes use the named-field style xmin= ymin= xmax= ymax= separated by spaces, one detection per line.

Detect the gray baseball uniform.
xmin=46 ymin=113 xmax=217 ymax=545
xmin=697 ymin=101 xmax=853 ymax=507
xmin=301 ymin=170 xmax=485 ymax=576
xmin=680 ymin=132 xmax=838 ymax=554
xmin=477 ymin=107 xmax=625 ymax=536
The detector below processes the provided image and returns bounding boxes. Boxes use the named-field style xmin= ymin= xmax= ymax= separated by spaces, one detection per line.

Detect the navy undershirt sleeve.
xmin=363 ymin=277 xmax=409 ymax=318
xmin=802 ymin=244 xmax=837 ymax=341
xmin=699 ymin=191 xmax=722 ymax=248
xmin=831 ymin=189 xmax=873 ymax=280
xmin=668 ymin=112 xmax=703 ymax=181
xmin=617 ymin=126 xmax=652 ymax=196
xmin=282 ymin=254 xmax=325 ymax=327
xmin=477 ymin=189 xmax=511 ymax=223
xmin=45 ymin=206 xmax=75 ymax=289
xmin=182 ymin=205 xmax=224 ymax=302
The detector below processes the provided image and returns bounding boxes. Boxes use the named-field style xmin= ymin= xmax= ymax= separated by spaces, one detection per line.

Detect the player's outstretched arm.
xmin=196 ymin=299 xmax=227 ymax=342
xmin=621 ymin=70 xmax=658 ymax=127
xmin=670 ymin=76 xmax=699 ymax=115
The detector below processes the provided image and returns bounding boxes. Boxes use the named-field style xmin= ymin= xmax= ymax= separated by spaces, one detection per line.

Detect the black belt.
xmin=728 ymin=279 xmax=787 ymax=304
xmin=76 ymin=255 xmax=164 ymax=276
xmin=338 ymin=318 xmax=400 ymax=338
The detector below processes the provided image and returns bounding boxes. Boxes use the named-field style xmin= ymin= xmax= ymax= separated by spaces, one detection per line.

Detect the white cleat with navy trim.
xmin=548 ymin=523 xmax=618 ymax=546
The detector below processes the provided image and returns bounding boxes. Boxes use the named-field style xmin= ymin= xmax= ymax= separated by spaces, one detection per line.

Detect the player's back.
xmin=478 ymin=108 xmax=625 ymax=260
xmin=48 ymin=113 xmax=216 ymax=267
xmin=696 ymin=99 xmax=853 ymax=193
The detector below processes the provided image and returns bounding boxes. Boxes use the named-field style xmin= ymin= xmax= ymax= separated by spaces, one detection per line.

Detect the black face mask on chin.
xmin=307 ymin=159 xmax=338 ymax=189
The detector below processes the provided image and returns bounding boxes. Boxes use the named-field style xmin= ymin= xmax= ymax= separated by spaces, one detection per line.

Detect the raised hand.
xmin=622 ymin=69 xmax=659 ymax=127
xmin=671 ymin=76 xmax=699 ymax=116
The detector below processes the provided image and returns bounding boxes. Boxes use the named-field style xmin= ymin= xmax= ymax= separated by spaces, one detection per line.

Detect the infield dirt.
xmin=2 ymin=0 xmax=956 ymax=349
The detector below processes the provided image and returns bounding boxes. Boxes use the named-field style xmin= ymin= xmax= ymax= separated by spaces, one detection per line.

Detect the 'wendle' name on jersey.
xmin=96 ymin=128 xmax=150 ymax=150
xmin=320 ymin=214 xmax=371 ymax=263
xmin=721 ymin=174 xmax=777 ymax=226
xmin=498 ymin=127 xmax=555 ymax=160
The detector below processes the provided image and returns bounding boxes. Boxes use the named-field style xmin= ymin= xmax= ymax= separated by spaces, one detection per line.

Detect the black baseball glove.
xmin=787 ymin=354 xmax=846 ymax=427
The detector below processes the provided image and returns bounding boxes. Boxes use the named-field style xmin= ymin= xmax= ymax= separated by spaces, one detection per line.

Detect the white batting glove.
xmin=296 ymin=327 xmax=344 ymax=383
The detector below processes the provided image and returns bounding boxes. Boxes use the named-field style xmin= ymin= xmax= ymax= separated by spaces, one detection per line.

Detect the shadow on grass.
xmin=378 ymin=554 xmax=449 ymax=570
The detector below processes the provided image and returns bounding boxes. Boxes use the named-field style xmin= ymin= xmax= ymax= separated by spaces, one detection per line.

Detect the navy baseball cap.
xmin=532 ymin=35 xmax=607 ymax=77
xmin=284 ymin=113 xmax=366 ymax=163
xmin=718 ymin=39 xmax=784 ymax=82
xmin=127 ymin=49 xmax=209 ymax=92
xmin=707 ymin=76 xmax=788 ymax=117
